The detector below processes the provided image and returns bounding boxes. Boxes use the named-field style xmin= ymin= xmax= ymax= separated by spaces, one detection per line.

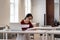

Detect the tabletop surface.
xmin=29 ymin=27 xmax=60 ymax=30
xmin=46 ymin=30 xmax=60 ymax=34
xmin=0 ymin=27 xmax=60 ymax=34
xmin=0 ymin=30 xmax=46 ymax=34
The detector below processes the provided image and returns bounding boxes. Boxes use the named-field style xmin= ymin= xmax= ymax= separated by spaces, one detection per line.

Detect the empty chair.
xmin=9 ymin=23 xmax=22 ymax=39
xmin=9 ymin=23 xmax=22 ymax=31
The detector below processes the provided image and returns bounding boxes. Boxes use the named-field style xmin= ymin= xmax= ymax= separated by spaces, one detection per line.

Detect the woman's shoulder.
xmin=20 ymin=20 xmax=25 ymax=24
xmin=21 ymin=19 xmax=24 ymax=22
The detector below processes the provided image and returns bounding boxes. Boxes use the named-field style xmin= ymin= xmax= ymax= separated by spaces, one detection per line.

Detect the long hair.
xmin=24 ymin=14 xmax=33 ymax=19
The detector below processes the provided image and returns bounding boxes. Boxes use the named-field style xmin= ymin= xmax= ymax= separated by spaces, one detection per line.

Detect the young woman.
xmin=20 ymin=14 xmax=33 ymax=31
xmin=19 ymin=14 xmax=33 ymax=40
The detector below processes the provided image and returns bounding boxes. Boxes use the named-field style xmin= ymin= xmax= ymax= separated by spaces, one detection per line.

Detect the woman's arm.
xmin=29 ymin=22 xmax=33 ymax=28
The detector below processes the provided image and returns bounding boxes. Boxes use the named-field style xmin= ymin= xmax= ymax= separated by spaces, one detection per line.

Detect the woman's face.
xmin=28 ymin=16 xmax=33 ymax=20
xmin=25 ymin=16 xmax=33 ymax=22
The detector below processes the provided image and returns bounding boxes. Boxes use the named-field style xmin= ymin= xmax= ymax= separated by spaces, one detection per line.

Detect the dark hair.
xmin=25 ymin=14 xmax=33 ymax=19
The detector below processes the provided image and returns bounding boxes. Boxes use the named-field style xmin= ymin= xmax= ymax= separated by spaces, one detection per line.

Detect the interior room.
xmin=0 ymin=0 xmax=60 ymax=40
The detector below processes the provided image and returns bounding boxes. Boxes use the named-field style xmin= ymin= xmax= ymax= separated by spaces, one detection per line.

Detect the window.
xmin=25 ymin=0 xmax=31 ymax=16
xmin=10 ymin=0 xmax=19 ymax=23
xmin=10 ymin=0 xmax=31 ymax=23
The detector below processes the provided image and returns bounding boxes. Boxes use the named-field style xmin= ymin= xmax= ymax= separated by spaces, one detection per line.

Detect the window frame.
xmin=10 ymin=0 xmax=19 ymax=23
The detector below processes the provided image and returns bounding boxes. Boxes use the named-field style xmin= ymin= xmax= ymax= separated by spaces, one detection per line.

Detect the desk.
xmin=29 ymin=27 xmax=60 ymax=40
xmin=0 ymin=30 xmax=46 ymax=40
xmin=46 ymin=30 xmax=60 ymax=40
xmin=29 ymin=27 xmax=60 ymax=30
xmin=1 ymin=27 xmax=60 ymax=40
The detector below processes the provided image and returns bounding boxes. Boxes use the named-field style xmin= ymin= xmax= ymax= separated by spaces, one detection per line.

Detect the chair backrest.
xmin=9 ymin=23 xmax=22 ymax=31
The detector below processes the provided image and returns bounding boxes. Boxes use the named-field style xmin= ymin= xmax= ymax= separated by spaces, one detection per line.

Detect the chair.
xmin=8 ymin=23 xmax=22 ymax=39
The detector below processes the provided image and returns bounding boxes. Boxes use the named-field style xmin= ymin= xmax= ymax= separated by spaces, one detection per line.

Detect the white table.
xmin=1 ymin=27 xmax=60 ymax=40
xmin=0 ymin=30 xmax=46 ymax=40
xmin=29 ymin=27 xmax=60 ymax=40
xmin=46 ymin=30 xmax=60 ymax=40
xmin=29 ymin=27 xmax=60 ymax=30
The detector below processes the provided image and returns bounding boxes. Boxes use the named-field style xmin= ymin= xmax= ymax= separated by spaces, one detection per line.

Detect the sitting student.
xmin=20 ymin=14 xmax=33 ymax=31
xmin=20 ymin=14 xmax=33 ymax=40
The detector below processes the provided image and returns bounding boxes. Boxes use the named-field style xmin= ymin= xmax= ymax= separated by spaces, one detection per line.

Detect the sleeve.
xmin=20 ymin=20 xmax=24 ymax=24
xmin=29 ymin=22 xmax=33 ymax=28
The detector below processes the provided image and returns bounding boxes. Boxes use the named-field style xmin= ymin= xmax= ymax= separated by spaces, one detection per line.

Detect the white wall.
xmin=54 ymin=0 xmax=60 ymax=21
xmin=54 ymin=3 xmax=59 ymax=21
xmin=31 ymin=0 xmax=46 ymax=26
xmin=59 ymin=0 xmax=60 ymax=21
xmin=54 ymin=0 xmax=60 ymax=22
xmin=0 ymin=0 xmax=25 ymax=26
xmin=0 ymin=0 xmax=10 ymax=26
xmin=19 ymin=0 xmax=25 ymax=21
xmin=0 ymin=0 xmax=46 ymax=26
